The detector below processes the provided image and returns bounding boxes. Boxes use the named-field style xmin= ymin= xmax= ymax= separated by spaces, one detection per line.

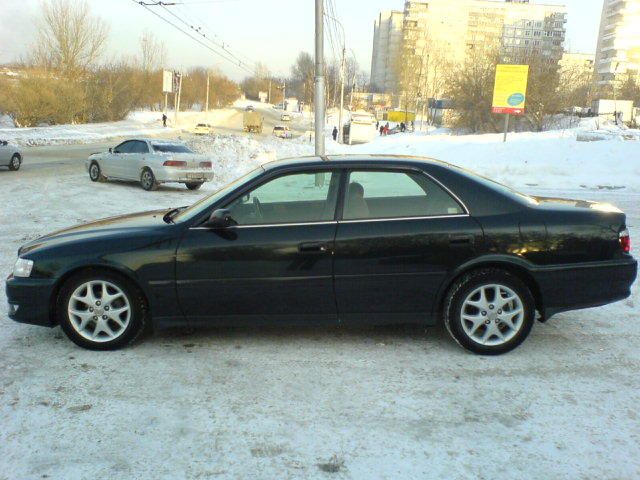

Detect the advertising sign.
xmin=492 ymin=64 xmax=529 ymax=115
xmin=162 ymin=70 xmax=173 ymax=93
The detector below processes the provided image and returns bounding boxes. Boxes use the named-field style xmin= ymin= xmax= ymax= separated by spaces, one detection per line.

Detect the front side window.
xmin=114 ymin=141 xmax=133 ymax=154
xmin=342 ymin=170 xmax=464 ymax=220
xmin=226 ymin=171 xmax=340 ymax=225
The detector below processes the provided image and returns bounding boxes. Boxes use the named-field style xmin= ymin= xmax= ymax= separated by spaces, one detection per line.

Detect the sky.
xmin=0 ymin=0 xmax=604 ymax=81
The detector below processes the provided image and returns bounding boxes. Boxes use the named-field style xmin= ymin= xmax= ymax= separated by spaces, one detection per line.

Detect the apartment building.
xmin=370 ymin=0 xmax=568 ymax=94
xmin=594 ymin=0 xmax=640 ymax=87
xmin=370 ymin=10 xmax=404 ymax=92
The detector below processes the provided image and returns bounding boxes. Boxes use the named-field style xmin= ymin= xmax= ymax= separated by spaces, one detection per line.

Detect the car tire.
xmin=89 ymin=161 xmax=105 ymax=182
xmin=8 ymin=154 xmax=21 ymax=171
xmin=56 ymin=270 xmax=149 ymax=351
xmin=443 ymin=268 xmax=535 ymax=355
xmin=140 ymin=168 xmax=158 ymax=191
xmin=185 ymin=182 xmax=203 ymax=190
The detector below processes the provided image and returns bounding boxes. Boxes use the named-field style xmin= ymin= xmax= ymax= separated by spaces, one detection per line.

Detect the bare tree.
xmin=32 ymin=0 xmax=109 ymax=75
xmin=140 ymin=31 xmax=167 ymax=73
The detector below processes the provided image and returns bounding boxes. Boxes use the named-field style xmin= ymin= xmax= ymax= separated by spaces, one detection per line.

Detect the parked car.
xmin=273 ymin=125 xmax=292 ymax=138
xmin=86 ymin=139 xmax=213 ymax=191
xmin=193 ymin=123 xmax=214 ymax=135
xmin=6 ymin=155 xmax=636 ymax=353
xmin=281 ymin=113 xmax=291 ymax=122
xmin=245 ymin=105 xmax=255 ymax=112
xmin=0 ymin=140 xmax=22 ymax=171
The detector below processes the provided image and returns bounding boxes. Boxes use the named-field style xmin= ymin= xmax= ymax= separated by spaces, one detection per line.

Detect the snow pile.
xmin=0 ymin=114 xmax=15 ymax=129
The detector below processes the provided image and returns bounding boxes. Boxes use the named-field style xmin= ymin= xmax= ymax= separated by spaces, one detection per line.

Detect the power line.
xmin=129 ymin=0 xmax=256 ymax=74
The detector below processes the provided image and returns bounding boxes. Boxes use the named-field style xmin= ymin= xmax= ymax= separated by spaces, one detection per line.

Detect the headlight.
xmin=13 ymin=258 xmax=34 ymax=278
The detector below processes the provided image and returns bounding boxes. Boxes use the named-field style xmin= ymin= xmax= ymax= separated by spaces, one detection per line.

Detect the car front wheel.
xmin=140 ymin=168 xmax=158 ymax=191
xmin=89 ymin=161 xmax=104 ymax=182
xmin=57 ymin=271 xmax=147 ymax=350
xmin=9 ymin=154 xmax=21 ymax=171
xmin=444 ymin=269 xmax=535 ymax=355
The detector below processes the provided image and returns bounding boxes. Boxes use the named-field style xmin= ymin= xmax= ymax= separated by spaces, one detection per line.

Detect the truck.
xmin=343 ymin=111 xmax=377 ymax=145
xmin=243 ymin=111 xmax=263 ymax=133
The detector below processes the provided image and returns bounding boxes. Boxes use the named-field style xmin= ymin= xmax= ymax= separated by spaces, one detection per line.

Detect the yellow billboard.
xmin=492 ymin=64 xmax=529 ymax=115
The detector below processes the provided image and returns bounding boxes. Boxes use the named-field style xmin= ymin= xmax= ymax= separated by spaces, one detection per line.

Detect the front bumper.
xmin=5 ymin=275 xmax=57 ymax=327
xmin=154 ymin=168 xmax=214 ymax=184
xmin=533 ymin=257 xmax=637 ymax=320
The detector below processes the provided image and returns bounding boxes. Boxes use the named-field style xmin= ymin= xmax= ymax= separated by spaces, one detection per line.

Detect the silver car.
xmin=86 ymin=139 xmax=214 ymax=191
xmin=0 ymin=140 xmax=22 ymax=171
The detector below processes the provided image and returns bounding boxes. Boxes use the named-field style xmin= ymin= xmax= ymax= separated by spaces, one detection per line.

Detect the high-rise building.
xmin=370 ymin=0 xmax=568 ymax=94
xmin=594 ymin=0 xmax=640 ymax=87
xmin=370 ymin=10 xmax=404 ymax=92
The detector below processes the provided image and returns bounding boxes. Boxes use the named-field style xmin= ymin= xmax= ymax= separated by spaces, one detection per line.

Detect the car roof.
xmin=262 ymin=154 xmax=452 ymax=171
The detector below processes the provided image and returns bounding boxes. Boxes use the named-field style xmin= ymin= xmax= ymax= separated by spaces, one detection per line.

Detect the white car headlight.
xmin=13 ymin=258 xmax=34 ymax=278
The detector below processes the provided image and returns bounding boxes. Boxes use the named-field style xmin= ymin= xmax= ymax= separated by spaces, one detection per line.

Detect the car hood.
xmin=19 ymin=209 xmax=172 ymax=255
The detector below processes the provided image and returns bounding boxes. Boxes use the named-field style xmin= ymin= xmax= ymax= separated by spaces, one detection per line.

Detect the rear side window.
xmin=343 ymin=170 xmax=464 ymax=220
xmin=131 ymin=141 xmax=149 ymax=153
xmin=152 ymin=143 xmax=193 ymax=153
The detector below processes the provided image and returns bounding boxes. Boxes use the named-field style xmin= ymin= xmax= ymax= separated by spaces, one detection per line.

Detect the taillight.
xmin=619 ymin=228 xmax=631 ymax=253
xmin=163 ymin=160 xmax=187 ymax=167
xmin=199 ymin=161 xmax=212 ymax=168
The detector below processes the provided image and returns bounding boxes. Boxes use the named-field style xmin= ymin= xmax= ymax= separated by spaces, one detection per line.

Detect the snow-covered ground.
xmin=0 ymin=108 xmax=238 ymax=146
xmin=1 ymin=128 xmax=639 ymax=479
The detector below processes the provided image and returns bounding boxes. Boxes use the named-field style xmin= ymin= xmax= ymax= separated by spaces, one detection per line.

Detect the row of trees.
xmin=395 ymin=34 xmax=640 ymax=133
xmin=0 ymin=0 xmax=241 ymax=127
xmin=241 ymin=52 xmax=368 ymax=111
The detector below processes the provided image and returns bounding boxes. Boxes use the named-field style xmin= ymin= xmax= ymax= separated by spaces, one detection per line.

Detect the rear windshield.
xmin=152 ymin=144 xmax=193 ymax=153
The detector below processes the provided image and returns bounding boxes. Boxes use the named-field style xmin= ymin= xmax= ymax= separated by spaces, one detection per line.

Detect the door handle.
xmin=298 ymin=242 xmax=328 ymax=253
xmin=449 ymin=234 xmax=474 ymax=246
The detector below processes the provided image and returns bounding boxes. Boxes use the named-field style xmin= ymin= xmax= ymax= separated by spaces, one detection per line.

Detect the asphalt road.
xmin=17 ymin=105 xmax=309 ymax=172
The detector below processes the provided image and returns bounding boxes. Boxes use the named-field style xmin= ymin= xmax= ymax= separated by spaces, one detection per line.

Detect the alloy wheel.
xmin=460 ymin=283 xmax=524 ymax=346
xmin=67 ymin=280 xmax=131 ymax=342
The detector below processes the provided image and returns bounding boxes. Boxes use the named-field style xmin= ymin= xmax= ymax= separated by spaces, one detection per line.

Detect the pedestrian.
xmin=162 ymin=113 xmax=167 ymax=127
xmin=383 ymin=123 xmax=389 ymax=136
xmin=400 ymin=122 xmax=406 ymax=132
xmin=379 ymin=125 xmax=384 ymax=136
xmin=332 ymin=126 xmax=338 ymax=141
xmin=376 ymin=120 xmax=379 ymax=130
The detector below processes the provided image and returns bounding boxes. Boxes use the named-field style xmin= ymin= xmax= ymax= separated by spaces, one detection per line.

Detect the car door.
xmin=333 ymin=167 xmax=483 ymax=324
xmin=125 ymin=140 xmax=149 ymax=180
xmin=0 ymin=141 xmax=10 ymax=165
xmin=103 ymin=140 xmax=133 ymax=178
xmin=175 ymin=169 xmax=342 ymax=326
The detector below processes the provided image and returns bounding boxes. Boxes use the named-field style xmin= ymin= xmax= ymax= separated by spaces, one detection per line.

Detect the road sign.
xmin=492 ymin=64 xmax=529 ymax=115
xmin=162 ymin=70 xmax=173 ymax=93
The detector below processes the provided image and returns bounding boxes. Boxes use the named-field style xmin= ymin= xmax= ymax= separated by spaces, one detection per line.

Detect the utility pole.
xmin=283 ymin=79 xmax=287 ymax=110
xmin=205 ymin=72 xmax=210 ymax=113
xmin=268 ymin=79 xmax=271 ymax=104
xmin=338 ymin=47 xmax=346 ymax=143
xmin=314 ymin=0 xmax=325 ymax=156
xmin=174 ymin=71 xmax=183 ymax=125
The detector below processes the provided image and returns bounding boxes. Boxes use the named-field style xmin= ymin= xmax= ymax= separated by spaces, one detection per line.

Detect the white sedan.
xmin=86 ymin=139 xmax=214 ymax=191
xmin=0 ymin=139 xmax=22 ymax=171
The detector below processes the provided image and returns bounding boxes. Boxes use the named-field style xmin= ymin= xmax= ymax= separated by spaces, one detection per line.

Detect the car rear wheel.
xmin=89 ymin=161 xmax=104 ymax=182
xmin=8 ymin=154 xmax=21 ymax=171
xmin=185 ymin=182 xmax=203 ymax=190
xmin=57 ymin=271 xmax=147 ymax=350
xmin=140 ymin=168 xmax=158 ymax=191
xmin=444 ymin=269 xmax=535 ymax=355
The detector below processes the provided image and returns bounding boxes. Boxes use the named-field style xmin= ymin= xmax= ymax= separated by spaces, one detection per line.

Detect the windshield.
xmin=152 ymin=143 xmax=193 ymax=154
xmin=173 ymin=167 xmax=265 ymax=222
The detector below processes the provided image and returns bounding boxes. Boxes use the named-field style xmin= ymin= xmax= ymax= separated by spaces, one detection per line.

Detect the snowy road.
xmin=1 ymin=132 xmax=639 ymax=479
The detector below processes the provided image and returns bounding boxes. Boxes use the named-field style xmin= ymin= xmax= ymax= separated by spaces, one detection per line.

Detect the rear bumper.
xmin=155 ymin=168 xmax=214 ymax=184
xmin=533 ymin=258 xmax=637 ymax=320
xmin=5 ymin=275 xmax=57 ymax=327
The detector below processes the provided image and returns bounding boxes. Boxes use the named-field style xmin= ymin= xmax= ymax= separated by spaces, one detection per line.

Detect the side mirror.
xmin=109 ymin=147 xmax=113 ymax=153
xmin=204 ymin=209 xmax=236 ymax=229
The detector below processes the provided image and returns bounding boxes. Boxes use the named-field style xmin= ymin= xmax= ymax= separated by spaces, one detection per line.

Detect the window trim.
xmin=338 ymin=167 xmax=469 ymax=221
